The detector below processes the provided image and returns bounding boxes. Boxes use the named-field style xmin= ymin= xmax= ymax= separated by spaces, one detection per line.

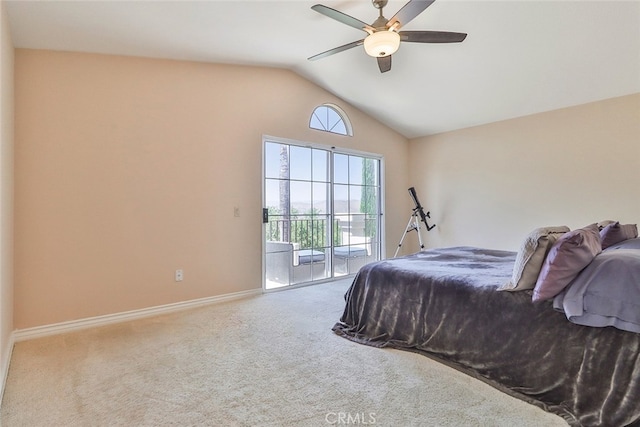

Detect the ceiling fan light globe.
xmin=364 ymin=30 xmax=400 ymax=57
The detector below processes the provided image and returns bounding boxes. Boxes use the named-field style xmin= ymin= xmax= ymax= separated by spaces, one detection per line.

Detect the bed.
xmin=333 ymin=225 xmax=640 ymax=427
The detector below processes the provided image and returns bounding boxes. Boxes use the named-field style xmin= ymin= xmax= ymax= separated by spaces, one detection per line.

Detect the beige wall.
xmin=409 ymin=93 xmax=640 ymax=251
xmin=0 ymin=0 xmax=15 ymax=396
xmin=14 ymin=49 xmax=410 ymax=330
xmin=13 ymin=49 xmax=638 ymax=332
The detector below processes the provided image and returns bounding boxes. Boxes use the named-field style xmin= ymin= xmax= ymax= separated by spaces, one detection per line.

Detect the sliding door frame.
xmin=262 ymin=135 xmax=385 ymax=291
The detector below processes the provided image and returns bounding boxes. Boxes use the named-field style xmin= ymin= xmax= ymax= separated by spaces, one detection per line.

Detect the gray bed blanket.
xmin=332 ymin=247 xmax=640 ymax=427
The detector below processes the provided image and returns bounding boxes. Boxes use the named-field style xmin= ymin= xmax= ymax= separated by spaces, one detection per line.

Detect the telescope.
xmin=394 ymin=187 xmax=435 ymax=257
xmin=408 ymin=187 xmax=435 ymax=231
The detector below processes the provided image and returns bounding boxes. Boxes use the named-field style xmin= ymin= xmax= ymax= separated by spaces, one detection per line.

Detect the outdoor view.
xmin=264 ymin=141 xmax=381 ymax=289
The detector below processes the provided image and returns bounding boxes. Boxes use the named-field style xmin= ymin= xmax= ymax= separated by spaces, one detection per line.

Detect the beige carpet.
xmin=1 ymin=279 xmax=567 ymax=426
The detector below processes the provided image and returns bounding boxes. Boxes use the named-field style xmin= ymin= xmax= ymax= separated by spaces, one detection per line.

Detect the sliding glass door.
xmin=263 ymin=138 xmax=381 ymax=289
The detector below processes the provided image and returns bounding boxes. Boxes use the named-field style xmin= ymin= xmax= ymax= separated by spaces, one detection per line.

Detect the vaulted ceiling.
xmin=5 ymin=0 xmax=640 ymax=138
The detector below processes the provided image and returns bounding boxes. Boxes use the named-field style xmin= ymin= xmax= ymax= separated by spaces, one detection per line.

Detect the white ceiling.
xmin=5 ymin=0 xmax=640 ymax=138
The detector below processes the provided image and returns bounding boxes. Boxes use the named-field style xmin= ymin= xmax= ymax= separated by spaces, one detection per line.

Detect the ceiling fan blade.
xmin=311 ymin=4 xmax=374 ymax=32
xmin=400 ymin=31 xmax=467 ymax=43
xmin=387 ymin=0 xmax=435 ymax=30
xmin=377 ymin=56 xmax=392 ymax=73
xmin=308 ymin=40 xmax=364 ymax=61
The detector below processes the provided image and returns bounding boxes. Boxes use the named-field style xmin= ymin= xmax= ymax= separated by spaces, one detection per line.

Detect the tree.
xmin=360 ymin=158 xmax=377 ymax=239
xmin=279 ymin=145 xmax=290 ymax=242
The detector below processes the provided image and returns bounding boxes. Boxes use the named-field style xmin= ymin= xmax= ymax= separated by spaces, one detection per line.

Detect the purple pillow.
xmin=600 ymin=222 xmax=638 ymax=249
xmin=532 ymin=223 xmax=602 ymax=302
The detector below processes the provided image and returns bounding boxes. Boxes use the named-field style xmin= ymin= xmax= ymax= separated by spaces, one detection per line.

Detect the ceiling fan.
xmin=308 ymin=0 xmax=467 ymax=73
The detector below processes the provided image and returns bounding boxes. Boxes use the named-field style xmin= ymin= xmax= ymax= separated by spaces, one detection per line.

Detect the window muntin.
xmin=309 ymin=104 xmax=353 ymax=136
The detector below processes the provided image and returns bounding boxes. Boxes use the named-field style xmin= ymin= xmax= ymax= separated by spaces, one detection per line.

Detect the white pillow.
xmin=500 ymin=226 xmax=570 ymax=292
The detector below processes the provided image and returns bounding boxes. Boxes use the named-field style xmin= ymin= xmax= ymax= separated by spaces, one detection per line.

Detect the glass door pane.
xmin=264 ymin=142 xmax=331 ymax=289
xmin=332 ymin=154 xmax=380 ymax=277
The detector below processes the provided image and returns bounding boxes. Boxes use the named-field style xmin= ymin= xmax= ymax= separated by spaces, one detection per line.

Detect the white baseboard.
xmin=1 ymin=332 xmax=15 ymax=405
xmin=13 ymin=288 xmax=262 ymax=343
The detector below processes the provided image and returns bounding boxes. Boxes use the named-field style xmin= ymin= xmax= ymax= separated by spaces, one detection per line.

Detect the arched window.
xmin=309 ymin=104 xmax=353 ymax=136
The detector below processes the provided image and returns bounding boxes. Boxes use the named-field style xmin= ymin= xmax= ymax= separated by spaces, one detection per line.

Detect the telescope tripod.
xmin=394 ymin=209 xmax=426 ymax=257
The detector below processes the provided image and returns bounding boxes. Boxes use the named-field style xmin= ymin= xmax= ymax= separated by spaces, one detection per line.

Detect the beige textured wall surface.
xmin=1 ymin=0 xmax=15 ymax=394
xmin=14 ymin=49 xmax=410 ymax=329
xmin=409 ymin=93 xmax=640 ymax=251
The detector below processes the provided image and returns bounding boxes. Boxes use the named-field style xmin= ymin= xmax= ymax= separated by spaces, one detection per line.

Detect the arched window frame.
xmin=309 ymin=103 xmax=353 ymax=136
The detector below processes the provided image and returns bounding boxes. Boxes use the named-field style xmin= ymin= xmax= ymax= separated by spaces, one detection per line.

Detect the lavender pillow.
xmin=532 ymin=224 xmax=602 ymax=302
xmin=597 ymin=219 xmax=616 ymax=230
xmin=600 ymin=222 xmax=638 ymax=249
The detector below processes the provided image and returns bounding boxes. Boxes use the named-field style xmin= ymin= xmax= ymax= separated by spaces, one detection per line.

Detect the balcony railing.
xmin=266 ymin=217 xmax=341 ymax=249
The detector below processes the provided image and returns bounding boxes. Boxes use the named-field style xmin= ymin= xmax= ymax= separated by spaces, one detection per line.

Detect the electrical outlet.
xmin=175 ymin=269 xmax=184 ymax=282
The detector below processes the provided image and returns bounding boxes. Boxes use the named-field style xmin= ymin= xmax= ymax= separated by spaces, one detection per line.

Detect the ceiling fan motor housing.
xmin=372 ymin=0 xmax=388 ymax=10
